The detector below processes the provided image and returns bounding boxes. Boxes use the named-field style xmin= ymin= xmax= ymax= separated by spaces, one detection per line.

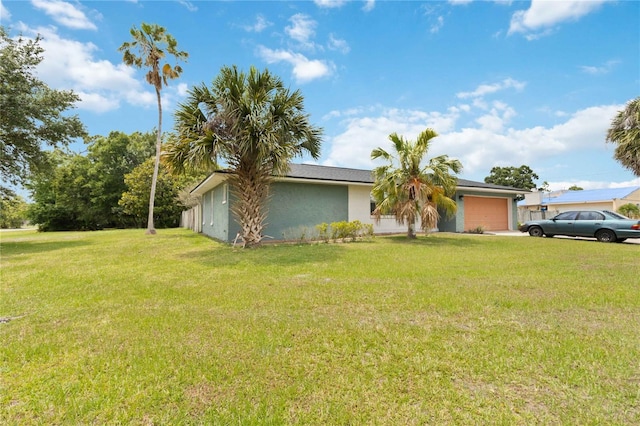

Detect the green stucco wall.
xmin=201 ymin=184 xmax=233 ymax=241
xmin=200 ymin=181 xmax=348 ymax=242
xmin=264 ymin=182 xmax=349 ymax=240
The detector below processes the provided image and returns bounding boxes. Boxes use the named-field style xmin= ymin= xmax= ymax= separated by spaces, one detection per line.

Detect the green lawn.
xmin=1 ymin=229 xmax=639 ymax=424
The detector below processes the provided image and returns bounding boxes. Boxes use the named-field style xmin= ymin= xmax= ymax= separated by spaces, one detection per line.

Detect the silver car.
xmin=519 ymin=210 xmax=640 ymax=243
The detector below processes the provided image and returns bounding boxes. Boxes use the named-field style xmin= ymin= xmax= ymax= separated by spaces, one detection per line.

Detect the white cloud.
xmin=322 ymin=100 xmax=625 ymax=187
xmin=327 ymin=33 xmax=350 ymax=54
xmin=16 ymin=24 xmax=155 ymax=113
xmin=430 ymin=16 xmax=444 ymax=33
xmin=362 ymin=0 xmax=375 ymax=12
xmin=324 ymin=107 xmax=460 ymax=168
xmin=1 ymin=1 xmax=11 ymax=20
xmin=314 ymin=0 xmax=347 ymax=8
xmin=31 ymin=0 xmax=97 ymax=30
xmin=177 ymin=0 xmax=197 ymax=12
xmin=546 ymin=179 xmax=640 ymax=191
xmin=580 ymin=59 xmax=620 ymax=75
xmin=456 ymin=78 xmax=526 ymax=99
xmin=286 ymin=14 xmax=317 ymax=47
xmin=257 ymin=46 xmax=334 ymax=84
xmin=508 ymin=0 xmax=610 ymax=37
xmin=244 ymin=14 xmax=272 ymax=33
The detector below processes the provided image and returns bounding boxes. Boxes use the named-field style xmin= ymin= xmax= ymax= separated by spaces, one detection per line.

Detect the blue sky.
xmin=2 ymin=0 xmax=639 ymax=190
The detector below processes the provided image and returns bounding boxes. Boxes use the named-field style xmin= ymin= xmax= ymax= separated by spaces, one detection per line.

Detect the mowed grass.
xmin=1 ymin=229 xmax=639 ymax=424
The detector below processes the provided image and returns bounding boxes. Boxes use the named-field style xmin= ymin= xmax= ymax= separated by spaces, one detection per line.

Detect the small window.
xmin=222 ymin=183 xmax=228 ymax=204
xmin=210 ymin=192 xmax=214 ymax=225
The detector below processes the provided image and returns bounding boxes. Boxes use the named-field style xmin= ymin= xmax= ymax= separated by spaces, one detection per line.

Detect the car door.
xmin=574 ymin=211 xmax=605 ymax=237
xmin=547 ymin=211 xmax=578 ymax=235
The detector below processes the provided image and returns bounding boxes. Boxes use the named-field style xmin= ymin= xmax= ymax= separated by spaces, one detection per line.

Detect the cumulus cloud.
xmin=244 ymin=14 xmax=272 ymax=33
xmin=580 ymin=59 xmax=620 ymax=75
xmin=286 ymin=13 xmax=317 ymax=48
xmin=324 ymin=107 xmax=461 ymax=169
xmin=31 ymin=0 xmax=97 ymax=30
xmin=322 ymin=98 xmax=625 ymax=190
xmin=508 ymin=0 xmax=610 ymax=38
xmin=430 ymin=16 xmax=444 ymax=33
xmin=456 ymin=78 xmax=526 ymax=99
xmin=257 ymin=46 xmax=333 ymax=83
xmin=327 ymin=33 xmax=350 ymax=54
xmin=314 ymin=0 xmax=347 ymax=8
xmin=16 ymin=24 xmax=156 ymax=113
xmin=1 ymin=1 xmax=11 ymax=20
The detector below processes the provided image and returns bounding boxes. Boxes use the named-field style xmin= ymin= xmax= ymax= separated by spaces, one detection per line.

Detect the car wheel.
xmin=616 ymin=238 xmax=627 ymax=243
xmin=595 ymin=229 xmax=616 ymax=243
xmin=528 ymin=226 xmax=544 ymax=237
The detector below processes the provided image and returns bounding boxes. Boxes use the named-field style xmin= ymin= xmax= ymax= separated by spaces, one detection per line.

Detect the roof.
xmin=191 ymin=163 xmax=526 ymax=195
xmin=286 ymin=163 xmax=373 ymax=183
xmin=543 ymin=186 xmax=639 ymax=205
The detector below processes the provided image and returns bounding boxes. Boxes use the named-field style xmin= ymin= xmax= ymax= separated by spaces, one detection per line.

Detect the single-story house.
xmin=519 ymin=186 xmax=640 ymax=221
xmin=181 ymin=163 xmax=526 ymax=242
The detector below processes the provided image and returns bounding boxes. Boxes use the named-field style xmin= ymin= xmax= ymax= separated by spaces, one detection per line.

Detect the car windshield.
xmin=603 ymin=210 xmax=630 ymax=220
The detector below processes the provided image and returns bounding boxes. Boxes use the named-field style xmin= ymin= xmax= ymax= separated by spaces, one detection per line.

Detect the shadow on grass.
xmin=384 ymin=233 xmax=482 ymax=247
xmin=178 ymin=240 xmax=347 ymax=267
xmin=0 ymin=239 xmax=91 ymax=258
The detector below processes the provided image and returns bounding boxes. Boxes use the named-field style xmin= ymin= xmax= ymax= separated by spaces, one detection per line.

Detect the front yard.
xmin=1 ymin=229 xmax=638 ymax=424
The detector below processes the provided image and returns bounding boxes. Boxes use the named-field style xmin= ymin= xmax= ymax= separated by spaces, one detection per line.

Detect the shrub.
xmin=618 ymin=203 xmax=640 ymax=219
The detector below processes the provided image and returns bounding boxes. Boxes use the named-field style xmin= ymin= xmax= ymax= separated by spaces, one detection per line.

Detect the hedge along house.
xmin=181 ymin=163 xmax=526 ymax=242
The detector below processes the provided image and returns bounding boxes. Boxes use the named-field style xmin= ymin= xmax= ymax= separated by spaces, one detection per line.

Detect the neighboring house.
xmin=519 ymin=186 xmax=640 ymax=221
xmin=182 ymin=163 xmax=526 ymax=242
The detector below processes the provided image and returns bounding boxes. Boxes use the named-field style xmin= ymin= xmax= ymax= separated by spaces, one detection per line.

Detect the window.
xmin=554 ymin=211 xmax=577 ymax=220
xmin=577 ymin=211 xmax=604 ymax=221
xmin=210 ymin=191 xmax=214 ymax=225
xmin=222 ymin=183 xmax=228 ymax=204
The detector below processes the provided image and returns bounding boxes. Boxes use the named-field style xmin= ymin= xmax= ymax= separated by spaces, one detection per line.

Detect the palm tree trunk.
xmin=229 ymin=166 xmax=270 ymax=247
xmin=146 ymin=86 xmax=162 ymax=235
xmin=407 ymin=221 xmax=416 ymax=239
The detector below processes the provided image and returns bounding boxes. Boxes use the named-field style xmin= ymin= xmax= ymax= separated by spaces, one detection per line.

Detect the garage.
xmin=463 ymin=196 xmax=509 ymax=231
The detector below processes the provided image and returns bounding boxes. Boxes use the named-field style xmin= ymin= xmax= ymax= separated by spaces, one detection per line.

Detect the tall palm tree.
xmin=371 ymin=129 xmax=462 ymax=238
xmin=607 ymin=97 xmax=640 ymax=177
xmin=119 ymin=23 xmax=188 ymax=234
xmin=165 ymin=65 xmax=322 ymax=246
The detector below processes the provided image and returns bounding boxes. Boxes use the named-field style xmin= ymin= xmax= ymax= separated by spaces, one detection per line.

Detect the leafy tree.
xmin=165 ymin=66 xmax=323 ymax=247
xmin=26 ymin=150 xmax=97 ymax=231
xmin=485 ymin=165 xmax=539 ymax=190
xmin=371 ymin=129 xmax=462 ymax=239
xmin=85 ymin=131 xmax=155 ymax=227
xmin=0 ymin=193 xmax=28 ymax=228
xmin=568 ymin=185 xmax=583 ymax=191
xmin=607 ymin=97 xmax=640 ymax=176
xmin=0 ymin=26 xmax=86 ymax=195
xmin=119 ymin=23 xmax=188 ymax=234
xmin=118 ymin=158 xmax=186 ymax=228
xmin=618 ymin=203 xmax=640 ymax=219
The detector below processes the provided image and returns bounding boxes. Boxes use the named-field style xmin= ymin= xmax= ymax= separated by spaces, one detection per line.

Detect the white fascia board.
xmin=457 ymin=186 xmax=527 ymax=196
xmin=190 ymin=172 xmax=229 ymax=196
xmin=276 ymin=177 xmax=373 ymax=187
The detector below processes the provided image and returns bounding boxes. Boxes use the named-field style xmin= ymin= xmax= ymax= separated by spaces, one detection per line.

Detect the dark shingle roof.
xmin=286 ymin=164 xmax=525 ymax=192
xmin=286 ymin=163 xmax=374 ymax=183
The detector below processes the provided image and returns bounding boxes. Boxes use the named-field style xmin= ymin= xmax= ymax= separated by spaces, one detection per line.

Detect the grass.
xmin=1 ymin=228 xmax=639 ymax=424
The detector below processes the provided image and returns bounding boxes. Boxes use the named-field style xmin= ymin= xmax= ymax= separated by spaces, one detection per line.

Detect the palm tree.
xmin=165 ymin=65 xmax=322 ymax=246
xmin=371 ymin=129 xmax=462 ymax=239
xmin=119 ymin=23 xmax=188 ymax=234
xmin=607 ymin=97 xmax=640 ymax=177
